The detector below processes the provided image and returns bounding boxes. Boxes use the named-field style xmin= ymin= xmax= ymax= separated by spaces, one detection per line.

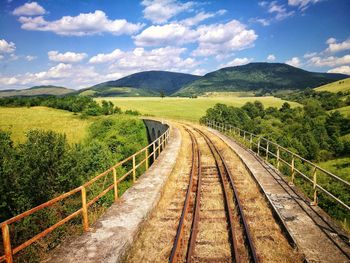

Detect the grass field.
xmin=314 ymin=78 xmax=350 ymax=93
xmin=331 ymin=105 xmax=350 ymax=117
xmin=317 ymin=157 xmax=350 ymax=182
xmin=97 ymin=96 xmax=300 ymax=122
xmin=0 ymin=106 xmax=94 ymax=144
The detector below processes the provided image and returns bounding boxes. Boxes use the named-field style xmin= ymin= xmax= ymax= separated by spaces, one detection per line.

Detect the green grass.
xmin=317 ymin=157 xmax=350 ymax=182
xmin=314 ymin=78 xmax=350 ymax=93
xmin=0 ymin=106 xmax=94 ymax=144
xmin=331 ymin=105 xmax=350 ymax=117
xmin=96 ymin=96 xmax=300 ymax=122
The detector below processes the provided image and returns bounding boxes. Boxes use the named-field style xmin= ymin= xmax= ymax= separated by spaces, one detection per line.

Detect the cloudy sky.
xmin=0 ymin=0 xmax=349 ymax=90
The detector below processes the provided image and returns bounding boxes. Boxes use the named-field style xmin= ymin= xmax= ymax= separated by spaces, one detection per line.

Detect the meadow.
xmin=0 ymin=106 xmax=94 ymax=144
xmin=96 ymin=96 xmax=300 ymax=122
xmin=314 ymin=77 xmax=350 ymax=93
xmin=332 ymin=105 xmax=350 ymax=118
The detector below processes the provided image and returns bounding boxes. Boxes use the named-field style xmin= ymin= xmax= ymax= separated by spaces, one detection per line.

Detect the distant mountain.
xmin=175 ymin=63 xmax=349 ymax=96
xmin=83 ymin=71 xmax=201 ymax=97
xmin=0 ymin=85 xmax=74 ymax=98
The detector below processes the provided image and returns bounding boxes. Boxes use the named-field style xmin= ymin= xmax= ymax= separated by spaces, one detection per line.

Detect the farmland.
xmin=96 ymin=96 xmax=300 ymax=122
xmin=0 ymin=106 xmax=94 ymax=144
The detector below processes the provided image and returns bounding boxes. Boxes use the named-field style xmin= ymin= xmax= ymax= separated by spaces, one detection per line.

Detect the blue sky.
xmin=0 ymin=0 xmax=349 ymax=90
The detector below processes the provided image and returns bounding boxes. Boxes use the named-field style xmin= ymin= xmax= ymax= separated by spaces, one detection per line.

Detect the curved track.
xmin=169 ymin=126 xmax=258 ymax=263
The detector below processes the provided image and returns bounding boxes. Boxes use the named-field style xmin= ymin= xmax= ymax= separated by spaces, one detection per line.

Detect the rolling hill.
xmin=83 ymin=71 xmax=201 ymax=97
xmin=314 ymin=77 xmax=350 ymax=93
xmin=175 ymin=63 xmax=348 ymax=96
xmin=0 ymin=85 xmax=74 ymax=98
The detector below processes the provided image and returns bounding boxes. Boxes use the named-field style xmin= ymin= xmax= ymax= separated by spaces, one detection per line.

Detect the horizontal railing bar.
xmin=210 ymin=120 xmax=350 ymax=187
xmin=0 ymin=186 xmax=82 ymax=227
xmin=12 ymin=209 xmax=82 ymax=256
xmin=317 ymin=185 xmax=350 ymax=211
xmin=87 ymin=184 xmax=114 ymax=207
xmin=209 ymin=120 xmax=350 ymax=211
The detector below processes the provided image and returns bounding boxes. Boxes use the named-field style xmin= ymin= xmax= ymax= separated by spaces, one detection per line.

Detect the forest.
xmin=0 ymin=96 xmax=140 ymax=117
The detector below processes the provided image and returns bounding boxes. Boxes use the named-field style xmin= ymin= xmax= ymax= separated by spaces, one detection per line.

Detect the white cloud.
xmin=327 ymin=65 xmax=350 ymax=75
xmin=18 ymin=10 xmax=143 ymax=36
xmin=141 ymin=0 xmax=195 ymax=24
xmin=220 ymin=57 xmax=253 ymax=68
xmin=325 ymin=38 xmax=350 ymax=53
xmin=0 ymin=63 xmax=102 ymax=89
xmin=267 ymin=54 xmax=276 ymax=61
xmin=0 ymin=55 xmax=4 ymax=60
xmin=268 ymin=1 xmax=294 ymax=21
xmin=108 ymin=46 xmax=198 ymax=74
xmin=308 ymin=54 xmax=350 ymax=67
xmin=250 ymin=17 xmax=271 ymax=26
xmin=193 ymin=20 xmax=257 ymax=57
xmin=13 ymin=2 xmax=46 ymax=16
xmin=48 ymin=51 xmax=87 ymax=63
xmin=303 ymin=52 xmax=317 ymax=58
xmin=134 ymin=23 xmax=197 ymax=46
xmin=288 ymin=0 xmax=320 ymax=10
xmin=180 ymin=9 xmax=226 ymax=26
xmin=326 ymin=37 xmax=336 ymax=45
xmin=192 ymin=68 xmax=207 ymax=76
xmin=89 ymin=49 xmax=123 ymax=64
xmin=0 ymin=39 xmax=16 ymax=53
xmin=285 ymin=57 xmax=301 ymax=67
xmin=25 ymin=55 xmax=37 ymax=61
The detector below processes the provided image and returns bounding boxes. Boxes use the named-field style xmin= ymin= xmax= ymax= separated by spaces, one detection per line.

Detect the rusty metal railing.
xmin=206 ymin=120 xmax=350 ymax=213
xmin=0 ymin=126 xmax=171 ymax=263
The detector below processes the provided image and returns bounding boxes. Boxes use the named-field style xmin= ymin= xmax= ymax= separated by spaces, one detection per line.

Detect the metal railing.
xmin=0 ymin=126 xmax=171 ymax=263
xmin=206 ymin=120 xmax=350 ymax=213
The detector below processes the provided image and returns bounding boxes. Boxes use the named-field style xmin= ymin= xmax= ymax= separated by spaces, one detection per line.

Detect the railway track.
xmin=169 ymin=126 xmax=258 ymax=263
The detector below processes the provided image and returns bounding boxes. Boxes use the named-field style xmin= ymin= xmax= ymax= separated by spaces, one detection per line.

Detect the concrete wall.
xmin=143 ymin=119 xmax=169 ymax=143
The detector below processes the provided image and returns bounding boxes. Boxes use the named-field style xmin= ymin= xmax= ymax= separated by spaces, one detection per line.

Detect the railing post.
xmin=2 ymin=224 xmax=13 ymax=263
xmin=153 ymin=142 xmax=156 ymax=161
xmin=312 ymin=167 xmax=318 ymax=206
xmin=249 ymin=134 xmax=252 ymax=150
xmin=133 ymin=155 xmax=136 ymax=183
xmin=145 ymin=148 xmax=149 ymax=170
xmin=291 ymin=156 xmax=295 ymax=184
xmin=277 ymin=147 xmax=280 ymax=170
xmin=158 ymin=138 xmax=161 ymax=155
xmin=81 ymin=186 xmax=89 ymax=232
xmin=243 ymin=131 xmax=246 ymax=141
xmin=257 ymin=137 xmax=261 ymax=155
xmin=266 ymin=141 xmax=269 ymax=161
xmin=113 ymin=168 xmax=118 ymax=202
xmin=162 ymin=133 xmax=165 ymax=149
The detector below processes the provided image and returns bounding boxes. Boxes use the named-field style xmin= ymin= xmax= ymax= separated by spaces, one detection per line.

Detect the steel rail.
xmin=195 ymin=127 xmax=259 ymax=263
xmin=169 ymin=128 xmax=200 ymax=263
xmin=185 ymin=129 xmax=201 ymax=263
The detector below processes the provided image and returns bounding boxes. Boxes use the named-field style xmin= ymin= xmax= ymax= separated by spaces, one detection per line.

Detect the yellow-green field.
xmin=331 ymin=105 xmax=350 ymax=117
xmin=314 ymin=78 xmax=350 ymax=93
xmin=97 ymin=96 xmax=300 ymax=122
xmin=0 ymin=106 xmax=94 ymax=144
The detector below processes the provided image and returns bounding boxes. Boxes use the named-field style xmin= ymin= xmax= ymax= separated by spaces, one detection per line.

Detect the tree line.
xmin=0 ymin=96 xmax=140 ymax=117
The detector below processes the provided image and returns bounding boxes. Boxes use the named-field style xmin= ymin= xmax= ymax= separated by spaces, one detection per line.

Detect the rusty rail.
xmin=195 ymin=128 xmax=258 ymax=263
xmin=169 ymin=128 xmax=200 ymax=262
xmin=206 ymin=120 xmax=350 ymax=213
xmin=0 ymin=125 xmax=171 ymax=263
